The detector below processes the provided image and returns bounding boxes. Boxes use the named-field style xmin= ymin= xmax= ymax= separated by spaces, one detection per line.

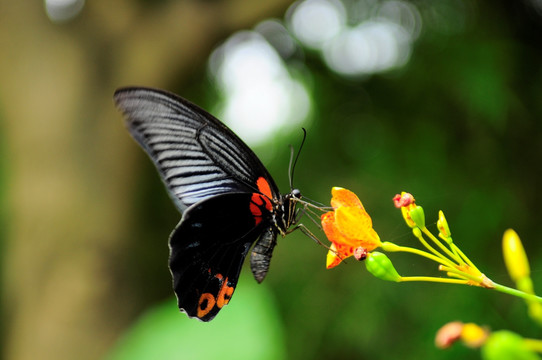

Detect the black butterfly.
xmin=114 ymin=87 xmax=301 ymax=321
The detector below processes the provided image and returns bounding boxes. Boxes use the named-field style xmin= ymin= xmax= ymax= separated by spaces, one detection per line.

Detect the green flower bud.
xmin=481 ymin=331 xmax=539 ymax=360
xmin=409 ymin=206 xmax=425 ymax=229
xmin=365 ymin=252 xmax=401 ymax=282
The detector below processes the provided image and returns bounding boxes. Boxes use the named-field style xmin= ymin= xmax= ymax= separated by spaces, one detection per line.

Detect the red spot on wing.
xmin=248 ymin=177 xmax=274 ymax=226
xmin=250 ymin=199 xmax=263 ymax=225
xmin=250 ymin=193 xmax=272 ymax=225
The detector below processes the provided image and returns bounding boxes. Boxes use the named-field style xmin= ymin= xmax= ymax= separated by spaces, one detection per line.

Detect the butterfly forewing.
xmin=113 ymin=87 xmax=280 ymax=211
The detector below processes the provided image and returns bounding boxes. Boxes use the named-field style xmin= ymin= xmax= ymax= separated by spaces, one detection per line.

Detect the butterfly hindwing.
xmin=113 ymin=87 xmax=280 ymax=211
xmin=169 ymin=193 xmax=273 ymax=321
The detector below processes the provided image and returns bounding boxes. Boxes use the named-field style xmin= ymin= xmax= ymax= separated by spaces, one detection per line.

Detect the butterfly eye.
xmin=292 ymin=189 xmax=302 ymax=199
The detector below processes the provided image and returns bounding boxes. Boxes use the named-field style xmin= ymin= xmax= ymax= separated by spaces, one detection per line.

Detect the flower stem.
xmin=449 ymin=242 xmax=480 ymax=273
xmin=492 ymin=282 xmax=542 ymax=304
xmin=421 ymin=227 xmax=463 ymax=265
xmin=438 ymin=265 xmax=486 ymax=285
xmin=383 ymin=243 xmax=454 ymax=268
xmin=399 ymin=276 xmax=469 ymax=285
xmin=413 ymin=229 xmax=452 ymax=265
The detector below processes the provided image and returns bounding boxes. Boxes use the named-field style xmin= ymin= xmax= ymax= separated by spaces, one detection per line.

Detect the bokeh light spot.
xmin=287 ymin=0 xmax=347 ymax=50
xmin=208 ymin=31 xmax=310 ymax=146
xmin=288 ymin=0 xmax=421 ymax=77
xmin=323 ymin=20 xmax=411 ymax=76
xmin=255 ymin=20 xmax=298 ymax=60
xmin=44 ymin=0 xmax=85 ymax=23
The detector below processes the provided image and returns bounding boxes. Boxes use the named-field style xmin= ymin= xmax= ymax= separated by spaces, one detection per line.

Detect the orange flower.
xmin=321 ymin=187 xmax=381 ymax=268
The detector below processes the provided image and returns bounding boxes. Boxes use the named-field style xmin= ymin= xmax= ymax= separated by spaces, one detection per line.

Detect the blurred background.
xmin=2 ymin=0 xmax=542 ymax=359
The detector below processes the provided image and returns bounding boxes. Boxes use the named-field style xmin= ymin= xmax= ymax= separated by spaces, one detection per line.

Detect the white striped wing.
xmin=114 ymin=87 xmax=279 ymax=212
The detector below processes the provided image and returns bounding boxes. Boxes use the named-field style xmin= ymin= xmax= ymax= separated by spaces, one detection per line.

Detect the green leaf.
xmin=106 ymin=279 xmax=286 ymax=360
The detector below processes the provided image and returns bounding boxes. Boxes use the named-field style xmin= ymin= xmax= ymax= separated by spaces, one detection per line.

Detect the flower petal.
xmin=331 ymin=187 xmax=363 ymax=209
xmin=321 ymin=211 xmax=339 ymax=242
xmin=335 ymin=206 xmax=372 ymax=237
xmin=322 ymin=211 xmax=356 ymax=256
xmin=326 ymin=242 xmax=356 ymax=268
xmin=322 ymin=187 xmax=382 ymax=268
xmin=326 ymin=244 xmax=343 ymax=269
xmin=335 ymin=206 xmax=381 ymax=250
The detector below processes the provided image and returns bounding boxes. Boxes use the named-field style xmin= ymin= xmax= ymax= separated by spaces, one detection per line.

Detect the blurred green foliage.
xmin=107 ymin=278 xmax=286 ymax=360
xmin=0 ymin=104 xmax=6 ymax=356
xmin=3 ymin=0 xmax=542 ymax=359
xmin=120 ymin=2 xmax=542 ymax=359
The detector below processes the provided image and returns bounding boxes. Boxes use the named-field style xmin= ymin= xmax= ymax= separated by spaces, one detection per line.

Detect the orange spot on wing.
xmin=216 ymin=277 xmax=234 ymax=308
xmin=197 ymin=293 xmax=215 ymax=318
xmin=196 ymin=273 xmax=234 ymax=319
xmin=257 ymin=177 xmax=273 ymax=199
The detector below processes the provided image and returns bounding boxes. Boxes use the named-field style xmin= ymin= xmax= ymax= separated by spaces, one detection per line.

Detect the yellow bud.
xmin=528 ymin=302 xmax=542 ymax=326
xmin=460 ymin=323 xmax=488 ymax=348
xmin=437 ymin=210 xmax=451 ymax=241
xmin=502 ymin=229 xmax=530 ymax=283
xmin=400 ymin=206 xmax=416 ymax=228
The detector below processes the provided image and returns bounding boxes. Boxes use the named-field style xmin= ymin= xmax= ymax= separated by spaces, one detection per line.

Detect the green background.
xmin=2 ymin=0 xmax=542 ymax=359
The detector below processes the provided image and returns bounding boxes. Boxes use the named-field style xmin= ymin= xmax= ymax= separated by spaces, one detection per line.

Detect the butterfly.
xmin=114 ymin=87 xmax=302 ymax=321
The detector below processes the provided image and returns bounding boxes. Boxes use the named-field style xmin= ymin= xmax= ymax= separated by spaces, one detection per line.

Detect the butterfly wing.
xmin=169 ymin=193 xmax=275 ymax=321
xmin=113 ymin=87 xmax=280 ymax=211
xmin=114 ymin=87 xmax=281 ymax=321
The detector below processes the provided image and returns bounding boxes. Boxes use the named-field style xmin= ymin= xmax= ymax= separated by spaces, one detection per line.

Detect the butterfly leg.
xmin=287 ymin=223 xmax=327 ymax=250
xmin=287 ymin=223 xmax=345 ymax=262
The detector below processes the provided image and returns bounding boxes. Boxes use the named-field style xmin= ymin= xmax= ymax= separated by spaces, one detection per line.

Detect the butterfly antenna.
xmin=288 ymin=128 xmax=307 ymax=190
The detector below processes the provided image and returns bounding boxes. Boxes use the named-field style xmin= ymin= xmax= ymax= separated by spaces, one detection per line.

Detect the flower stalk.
xmin=321 ymin=188 xmax=542 ymax=308
xmin=321 ymin=187 xmax=542 ymax=358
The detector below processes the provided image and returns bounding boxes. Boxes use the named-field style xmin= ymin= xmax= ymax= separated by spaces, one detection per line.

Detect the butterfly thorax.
xmin=275 ymin=188 xmax=301 ymax=235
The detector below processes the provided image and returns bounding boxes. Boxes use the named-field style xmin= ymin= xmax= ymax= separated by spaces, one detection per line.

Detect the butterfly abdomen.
xmin=250 ymin=227 xmax=278 ymax=283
